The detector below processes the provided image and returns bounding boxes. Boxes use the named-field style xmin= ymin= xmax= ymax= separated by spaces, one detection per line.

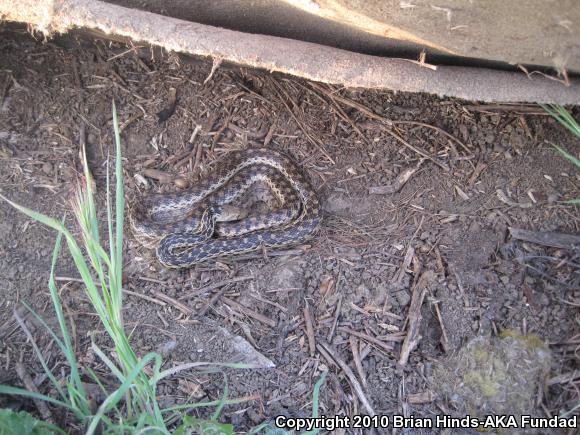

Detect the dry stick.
xmin=432 ymin=299 xmax=450 ymax=353
xmin=547 ymin=371 xmax=580 ymax=386
xmin=317 ymin=340 xmax=376 ymax=416
xmin=312 ymin=86 xmax=369 ymax=146
xmin=196 ymin=286 xmax=229 ymax=318
xmin=408 ymin=390 xmax=435 ymax=405
xmin=192 ymin=134 xmax=204 ymax=173
xmin=222 ymin=297 xmax=276 ymax=328
xmin=180 ymin=275 xmax=254 ymax=300
xmin=119 ymin=112 xmax=143 ymax=133
xmin=15 ymin=362 xmax=54 ymax=423
xmin=310 ymin=82 xmax=451 ymax=170
xmin=339 ymin=327 xmax=400 ymax=352
xmin=150 ymin=291 xmax=193 ymax=316
xmin=349 ymin=336 xmax=368 ymax=390
xmin=326 ymin=295 xmax=342 ymax=342
xmin=369 ymin=160 xmax=424 ymax=195
xmin=399 ymin=271 xmax=435 ymax=366
xmin=392 ymin=120 xmax=472 ymax=155
xmin=303 ymin=301 xmax=316 ymax=357
xmin=267 ymin=77 xmax=335 ymax=164
xmin=141 ymin=168 xmax=175 ymax=184
xmin=218 ymin=248 xmax=306 ymax=263
xmin=384 ymin=128 xmax=450 ymax=171
xmin=509 ymin=228 xmax=580 ymax=251
xmin=123 ymin=288 xmax=167 ymax=307
xmin=54 ymin=277 xmax=168 ymax=307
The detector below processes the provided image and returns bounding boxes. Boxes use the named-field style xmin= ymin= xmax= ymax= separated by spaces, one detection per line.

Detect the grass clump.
xmin=540 ymin=104 xmax=580 ymax=205
xmin=0 ymin=102 xmax=248 ymax=433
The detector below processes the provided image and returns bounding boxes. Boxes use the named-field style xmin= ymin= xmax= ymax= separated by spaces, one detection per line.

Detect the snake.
xmin=130 ymin=148 xmax=322 ymax=268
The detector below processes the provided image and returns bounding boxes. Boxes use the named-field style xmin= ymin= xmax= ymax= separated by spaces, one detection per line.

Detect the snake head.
xmin=214 ymin=204 xmax=249 ymax=222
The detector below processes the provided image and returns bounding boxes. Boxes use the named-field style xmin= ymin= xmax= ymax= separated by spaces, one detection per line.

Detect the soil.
xmin=0 ymin=28 xmax=579 ymax=433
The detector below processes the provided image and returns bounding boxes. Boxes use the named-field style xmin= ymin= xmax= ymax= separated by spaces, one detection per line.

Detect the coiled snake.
xmin=130 ymin=148 xmax=322 ymax=268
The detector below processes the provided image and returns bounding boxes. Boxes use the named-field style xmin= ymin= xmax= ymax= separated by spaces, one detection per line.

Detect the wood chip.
xmin=496 ymin=189 xmax=532 ymax=208
xmin=399 ymin=271 xmax=435 ymax=365
xmin=454 ymin=185 xmax=470 ymax=200
xmin=408 ymin=390 xmax=435 ymax=404
xmin=369 ymin=160 xmax=423 ymax=195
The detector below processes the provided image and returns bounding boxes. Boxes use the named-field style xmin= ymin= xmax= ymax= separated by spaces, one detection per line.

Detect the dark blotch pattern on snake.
xmin=130 ymin=148 xmax=322 ymax=268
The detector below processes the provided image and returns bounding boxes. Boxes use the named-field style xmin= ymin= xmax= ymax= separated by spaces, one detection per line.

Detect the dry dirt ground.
xmin=0 ymin=29 xmax=579 ymax=433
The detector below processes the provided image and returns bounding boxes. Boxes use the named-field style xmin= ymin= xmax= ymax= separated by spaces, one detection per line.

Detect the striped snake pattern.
xmin=130 ymin=148 xmax=322 ymax=268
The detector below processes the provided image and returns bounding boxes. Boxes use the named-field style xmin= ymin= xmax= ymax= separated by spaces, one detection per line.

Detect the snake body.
xmin=130 ymin=148 xmax=322 ymax=268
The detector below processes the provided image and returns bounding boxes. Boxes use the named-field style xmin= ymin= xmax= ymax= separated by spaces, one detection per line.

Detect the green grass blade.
xmin=0 ymin=385 xmax=74 ymax=410
xmin=302 ymin=371 xmax=328 ymax=435
xmin=112 ymin=100 xmax=125 ymax=312
xmin=106 ymin=153 xmax=115 ymax=271
xmin=85 ymin=352 xmax=162 ymax=435
xmin=21 ymin=303 xmax=89 ymax=415
xmin=152 ymin=362 xmax=254 ymax=384
xmin=562 ymin=198 xmax=580 ymax=205
xmin=0 ymin=195 xmax=112 ymax=330
xmin=540 ymin=104 xmax=580 ymax=136
xmin=0 ymin=194 xmax=69 ymax=235
xmin=549 ymin=142 xmax=580 ymax=167
xmin=310 ymin=371 xmax=327 ymax=418
xmin=160 ymin=396 xmax=255 ymax=413
xmin=91 ymin=342 xmax=124 ymax=382
xmin=212 ymin=373 xmax=228 ymax=421
xmin=47 ymin=224 xmax=88 ymax=404
xmin=561 ymin=402 xmax=580 ymax=418
xmin=13 ymin=306 xmax=67 ymax=403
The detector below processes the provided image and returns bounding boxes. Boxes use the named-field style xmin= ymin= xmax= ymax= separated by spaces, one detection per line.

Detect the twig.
xmin=218 ymin=248 xmax=307 ymax=263
xmin=547 ymin=371 xmax=580 ymax=386
xmin=309 ymin=82 xmax=451 ymax=170
xmin=349 ymin=336 xmax=367 ymax=390
xmin=150 ymin=290 xmax=193 ymax=316
xmin=509 ymin=227 xmax=580 ymax=251
xmin=432 ymin=299 xmax=450 ymax=353
xmin=303 ymin=301 xmax=316 ymax=357
xmin=119 ymin=112 xmax=143 ymax=133
xmin=123 ymin=289 xmax=167 ymax=307
xmin=267 ymin=77 xmax=335 ymax=164
xmin=180 ymin=275 xmax=254 ymax=300
xmin=317 ymin=340 xmax=376 ymax=416
xmin=338 ymin=327 xmax=399 ymax=353
xmin=54 ymin=277 xmax=167 ymax=307
xmin=384 ymin=128 xmax=449 ymax=171
xmin=392 ymin=120 xmax=471 ymax=154
xmin=15 ymin=362 xmax=54 ymax=423
xmin=196 ymin=287 xmax=229 ymax=318
xmin=369 ymin=160 xmax=424 ymax=194
xmin=326 ymin=295 xmax=342 ymax=342
xmin=203 ymin=57 xmax=222 ymax=84
xmin=399 ymin=271 xmax=435 ymax=365
xmin=222 ymin=297 xmax=276 ymax=327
